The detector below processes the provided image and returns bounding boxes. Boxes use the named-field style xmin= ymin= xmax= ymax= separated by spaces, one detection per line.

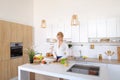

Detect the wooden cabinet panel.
xmin=10 ymin=57 xmax=23 ymax=78
xmin=117 ymin=47 xmax=120 ymax=61
xmin=10 ymin=23 xmax=24 ymax=42
xmin=10 ymin=23 xmax=17 ymax=42
xmin=23 ymin=26 xmax=29 ymax=48
xmin=0 ymin=61 xmax=10 ymax=80
xmin=16 ymin=24 xmax=24 ymax=42
xmin=23 ymin=53 xmax=29 ymax=63
xmin=0 ymin=21 xmax=11 ymax=43
xmin=0 ymin=21 xmax=10 ymax=61
xmin=0 ymin=21 xmax=2 ymax=61
xmin=0 ymin=20 xmax=33 ymax=79
xmin=0 ymin=45 xmax=1 ymax=61
xmin=23 ymin=26 xmax=33 ymax=63
xmin=27 ymin=27 xmax=33 ymax=47
xmin=1 ymin=42 xmax=10 ymax=61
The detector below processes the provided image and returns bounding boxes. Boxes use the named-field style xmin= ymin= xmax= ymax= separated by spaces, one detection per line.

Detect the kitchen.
xmin=0 ymin=0 xmax=120 ymax=80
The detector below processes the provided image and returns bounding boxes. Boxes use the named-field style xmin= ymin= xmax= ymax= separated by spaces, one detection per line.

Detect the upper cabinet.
xmin=46 ymin=17 xmax=120 ymax=43
xmin=88 ymin=20 xmax=97 ymax=38
xmin=71 ymin=26 xmax=80 ymax=42
xmin=116 ymin=17 xmax=120 ymax=37
xmin=49 ymin=24 xmax=64 ymax=39
xmin=88 ymin=17 xmax=120 ymax=38
xmin=46 ymin=25 xmax=52 ymax=39
xmin=79 ymin=20 xmax=88 ymax=42
xmin=97 ymin=18 xmax=107 ymax=37
xmin=46 ymin=24 xmax=72 ymax=40
xmin=106 ymin=18 xmax=117 ymax=37
xmin=64 ymin=24 xmax=71 ymax=40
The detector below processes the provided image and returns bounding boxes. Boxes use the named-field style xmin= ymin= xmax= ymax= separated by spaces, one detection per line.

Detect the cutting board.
xmin=117 ymin=47 xmax=120 ymax=61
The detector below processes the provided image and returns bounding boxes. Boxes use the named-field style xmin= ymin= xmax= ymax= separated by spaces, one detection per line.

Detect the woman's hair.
xmin=57 ymin=32 xmax=64 ymax=37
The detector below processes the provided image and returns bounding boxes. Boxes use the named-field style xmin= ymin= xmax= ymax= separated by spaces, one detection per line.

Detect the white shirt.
xmin=53 ymin=41 xmax=68 ymax=59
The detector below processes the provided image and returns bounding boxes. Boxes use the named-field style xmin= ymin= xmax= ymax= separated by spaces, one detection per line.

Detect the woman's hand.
xmin=58 ymin=58 xmax=62 ymax=62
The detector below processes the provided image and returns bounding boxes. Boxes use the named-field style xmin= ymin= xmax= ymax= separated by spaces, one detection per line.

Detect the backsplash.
xmin=34 ymin=40 xmax=118 ymax=60
xmin=72 ymin=45 xmax=117 ymax=59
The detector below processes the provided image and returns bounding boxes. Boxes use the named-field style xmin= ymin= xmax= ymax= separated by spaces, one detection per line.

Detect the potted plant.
xmin=25 ymin=48 xmax=36 ymax=63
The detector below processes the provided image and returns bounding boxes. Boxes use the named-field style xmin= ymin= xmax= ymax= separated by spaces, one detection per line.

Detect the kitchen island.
xmin=18 ymin=60 xmax=109 ymax=80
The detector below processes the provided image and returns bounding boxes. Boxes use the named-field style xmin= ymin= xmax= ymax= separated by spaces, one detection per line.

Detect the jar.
xmin=99 ymin=54 xmax=102 ymax=61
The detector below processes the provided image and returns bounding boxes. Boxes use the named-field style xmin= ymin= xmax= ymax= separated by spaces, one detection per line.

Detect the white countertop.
xmin=18 ymin=61 xmax=109 ymax=80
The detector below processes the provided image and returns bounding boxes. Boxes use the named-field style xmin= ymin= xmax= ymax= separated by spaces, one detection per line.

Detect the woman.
xmin=53 ymin=32 xmax=68 ymax=61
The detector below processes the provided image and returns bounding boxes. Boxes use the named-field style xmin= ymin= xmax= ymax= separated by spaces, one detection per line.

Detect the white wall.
xmin=34 ymin=0 xmax=120 ymax=59
xmin=0 ymin=0 xmax=33 ymax=26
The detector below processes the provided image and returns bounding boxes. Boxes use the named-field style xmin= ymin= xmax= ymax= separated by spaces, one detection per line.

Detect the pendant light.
xmin=71 ymin=14 xmax=80 ymax=26
xmin=41 ymin=19 xmax=47 ymax=28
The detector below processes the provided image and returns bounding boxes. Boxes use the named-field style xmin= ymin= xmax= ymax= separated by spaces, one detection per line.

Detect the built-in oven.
xmin=10 ymin=42 xmax=23 ymax=58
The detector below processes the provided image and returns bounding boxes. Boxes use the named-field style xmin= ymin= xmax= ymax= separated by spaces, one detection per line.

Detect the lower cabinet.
xmin=0 ymin=58 xmax=24 ymax=80
xmin=10 ymin=57 xmax=23 ymax=78
xmin=35 ymin=74 xmax=59 ymax=80
xmin=108 ymin=64 xmax=120 ymax=80
xmin=0 ymin=61 xmax=10 ymax=80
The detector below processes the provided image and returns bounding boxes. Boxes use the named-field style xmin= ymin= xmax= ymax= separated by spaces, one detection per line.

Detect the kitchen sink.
xmin=67 ymin=64 xmax=100 ymax=76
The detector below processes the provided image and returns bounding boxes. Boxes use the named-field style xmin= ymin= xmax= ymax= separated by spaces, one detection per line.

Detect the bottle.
xmin=99 ymin=54 xmax=102 ymax=61
xmin=79 ymin=50 xmax=82 ymax=58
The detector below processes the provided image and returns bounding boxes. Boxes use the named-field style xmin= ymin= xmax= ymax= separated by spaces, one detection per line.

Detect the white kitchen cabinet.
xmin=64 ymin=24 xmax=72 ymax=40
xmin=116 ymin=17 xmax=120 ymax=37
xmin=88 ymin=20 xmax=97 ymax=38
xmin=97 ymin=18 xmax=107 ymax=37
xmin=52 ymin=24 xmax=64 ymax=39
xmin=46 ymin=25 xmax=52 ymax=38
xmin=106 ymin=18 xmax=117 ymax=37
xmin=71 ymin=25 xmax=80 ymax=42
xmin=108 ymin=64 xmax=120 ymax=80
xmin=79 ymin=20 xmax=88 ymax=42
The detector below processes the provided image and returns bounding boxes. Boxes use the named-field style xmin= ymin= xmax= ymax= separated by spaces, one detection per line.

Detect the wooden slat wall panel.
xmin=10 ymin=23 xmax=17 ymax=42
xmin=0 ymin=21 xmax=2 ymax=61
xmin=1 ymin=61 xmax=10 ymax=80
xmin=117 ymin=47 xmax=120 ymax=61
xmin=28 ymin=27 xmax=33 ymax=47
xmin=0 ymin=21 xmax=11 ymax=61
xmin=23 ymin=26 xmax=33 ymax=63
xmin=10 ymin=57 xmax=23 ymax=78
xmin=16 ymin=24 xmax=24 ymax=42
xmin=0 ymin=21 xmax=11 ymax=43
xmin=30 ymin=73 xmax=35 ymax=80
xmin=1 ymin=42 xmax=10 ymax=61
